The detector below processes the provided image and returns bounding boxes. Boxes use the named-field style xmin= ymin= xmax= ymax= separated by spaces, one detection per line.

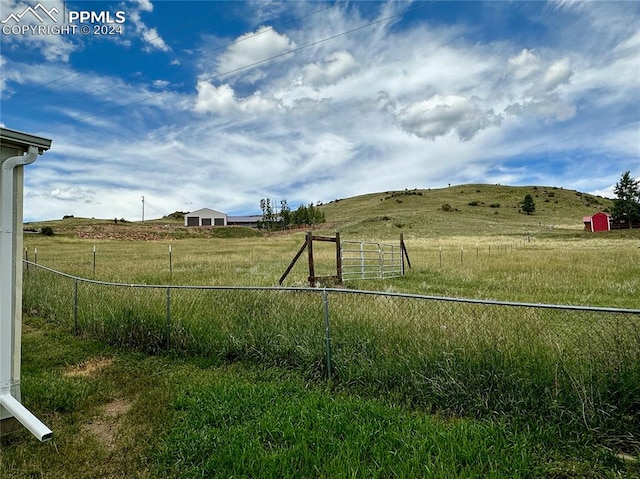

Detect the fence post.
xmin=73 ymin=279 xmax=78 ymax=335
xmin=165 ymin=287 xmax=171 ymax=350
xmin=307 ymin=231 xmax=315 ymax=287
xmin=335 ymin=232 xmax=342 ymax=284
xmin=322 ymin=289 xmax=332 ymax=380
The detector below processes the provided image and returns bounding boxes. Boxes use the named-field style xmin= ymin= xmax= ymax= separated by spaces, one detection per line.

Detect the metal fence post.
xmin=322 ymin=288 xmax=332 ymax=380
xmin=73 ymin=278 xmax=78 ymax=335
xmin=165 ymin=287 xmax=171 ymax=350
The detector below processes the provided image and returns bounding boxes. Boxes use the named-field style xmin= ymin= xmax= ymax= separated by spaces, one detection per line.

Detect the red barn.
xmin=583 ymin=212 xmax=610 ymax=232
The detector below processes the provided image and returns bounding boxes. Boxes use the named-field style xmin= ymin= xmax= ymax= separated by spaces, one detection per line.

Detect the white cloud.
xmin=47 ymin=187 xmax=94 ymax=202
xmin=397 ymin=95 xmax=501 ymax=141
xmin=614 ymin=30 xmax=640 ymax=54
xmin=216 ymin=26 xmax=296 ymax=78
xmin=128 ymin=0 xmax=170 ymax=52
xmin=302 ymin=51 xmax=359 ymax=87
xmin=541 ymin=58 xmax=573 ymax=91
xmin=508 ymin=49 xmax=541 ymax=80
xmin=506 ymin=96 xmax=576 ymax=122
xmin=132 ymin=0 xmax=153 ymax=13
xmin=193 ymin=81 xmax=278 ymax=115
xmin=193 ymin=82 xmax=236 ymax=114
xmin=141 ymin=27 xmax=169 ymax=52
xmin=502 ymin=50 xmax=577 ymax=121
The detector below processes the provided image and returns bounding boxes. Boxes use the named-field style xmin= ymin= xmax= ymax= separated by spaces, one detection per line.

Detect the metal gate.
xmin=341 ymin=241 xmax=403 ymax=280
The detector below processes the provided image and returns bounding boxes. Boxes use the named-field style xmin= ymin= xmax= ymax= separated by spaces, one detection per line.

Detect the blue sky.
xmin=1 ymin=0 xmax=638 ymax=222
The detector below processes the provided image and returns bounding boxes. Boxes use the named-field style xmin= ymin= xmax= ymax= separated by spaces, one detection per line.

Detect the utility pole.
xmin=142 ymin=196 xmax=145 ymax=223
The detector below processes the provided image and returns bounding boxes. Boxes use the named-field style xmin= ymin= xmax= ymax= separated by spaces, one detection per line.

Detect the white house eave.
xmin=0 ymin=127 xmax=52 ymax=152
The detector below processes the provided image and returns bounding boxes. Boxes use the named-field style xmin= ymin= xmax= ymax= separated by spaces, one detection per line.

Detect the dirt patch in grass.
xmin=64 ymin=357 xmax=114 ymax=377
xmin=84 ymin=398 xmax=132 ymax=450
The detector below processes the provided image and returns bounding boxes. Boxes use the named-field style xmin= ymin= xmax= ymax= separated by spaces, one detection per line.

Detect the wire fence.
xmin=22 ymin=261 xmax=640 ymax=441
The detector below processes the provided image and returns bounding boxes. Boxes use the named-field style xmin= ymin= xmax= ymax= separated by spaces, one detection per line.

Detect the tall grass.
xmin=22 ymin=264 xmax=640 ymax=450
xmin=24 ymin=233 xmax=640 ymax=307
xmin=324 ymin=293 xmax=640 ymax=441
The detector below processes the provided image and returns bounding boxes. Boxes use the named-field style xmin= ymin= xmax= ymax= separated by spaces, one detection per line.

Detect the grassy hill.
xmin=319 ymin=184 xmax=614 ymax=238
xmin=24 ymin=184 xmax=615 ymax=240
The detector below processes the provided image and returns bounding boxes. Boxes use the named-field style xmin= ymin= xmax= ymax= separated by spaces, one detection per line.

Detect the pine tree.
xmin=280 ymin=199 xmax=291 ymax=230
xmin=521 ymin=194 xmax=536 ymax=215
xmin=611 ymin=171 xmax=640 ymax=225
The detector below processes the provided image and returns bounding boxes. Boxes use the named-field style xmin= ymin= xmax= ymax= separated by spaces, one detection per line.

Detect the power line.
xmin=58 ymin=4 xmax=338 ymax=111
xmin=196 ymin=2 xmax=340 ymax=58
xmin=9 ymin=2 xmax=337 ymax=119
xmin=8 ymin=71 xmax=83 ymax=98
xmin=33 ymin=2 xmax=422 ymax=134
xmin=8 ymin=1 xmax=279 ymax=101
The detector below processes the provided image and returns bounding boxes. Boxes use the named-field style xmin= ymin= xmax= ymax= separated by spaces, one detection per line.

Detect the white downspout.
xmin=0 ymin=145 xmax=52 ymax=441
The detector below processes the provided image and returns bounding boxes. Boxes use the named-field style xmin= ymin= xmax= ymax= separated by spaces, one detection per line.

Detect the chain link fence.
xmin=22 ymin=261 xmax=640 ymax=442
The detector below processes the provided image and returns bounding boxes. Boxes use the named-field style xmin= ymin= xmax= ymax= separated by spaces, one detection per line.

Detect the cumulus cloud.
xmin=508 ymin=49 xmax=541 ymax=80
xmin=302 ymin=51 xmax=359 ymax=87
xmin=397 ymin=95 xmax=501 ymax=141
xmin=508 ymin=49 xmax=573 ymax=95
xmin=193 ymin=81 xmax=278 ymax=115
xmin=216 ymin=26 xmax=296 ymax=77
xmin=540 ymin=57 xmax=573 ymax=91
xmin=504 ymin=49 xmax=576 ymax=121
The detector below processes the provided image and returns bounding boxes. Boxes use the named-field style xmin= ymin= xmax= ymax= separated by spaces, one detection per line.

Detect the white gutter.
xmin=0 ymin=393 xmax=52 ymax=441
xmin=0 ymin=145 xmax=52 ymax=441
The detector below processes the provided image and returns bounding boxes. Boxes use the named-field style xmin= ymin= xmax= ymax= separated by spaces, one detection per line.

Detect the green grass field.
xmin=3 ymin=184 xmax=640 ymax=478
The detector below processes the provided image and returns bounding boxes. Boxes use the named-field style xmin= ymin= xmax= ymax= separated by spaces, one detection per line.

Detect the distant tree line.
xmin=259 ymin=199 xmax=325 ymax=230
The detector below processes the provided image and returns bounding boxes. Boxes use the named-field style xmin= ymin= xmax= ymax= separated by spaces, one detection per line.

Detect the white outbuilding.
xmin=184 ymin=208 xmax=228 ymax=227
